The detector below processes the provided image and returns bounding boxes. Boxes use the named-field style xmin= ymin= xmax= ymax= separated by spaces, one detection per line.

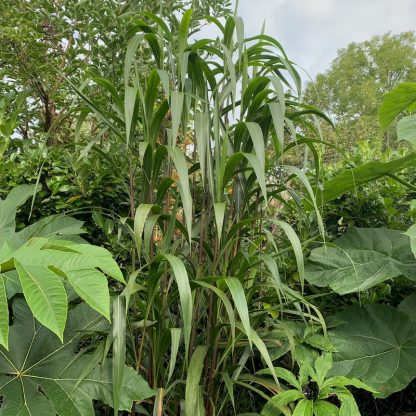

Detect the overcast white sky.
xmin=232 ymin=0 xmax=416 ymax=81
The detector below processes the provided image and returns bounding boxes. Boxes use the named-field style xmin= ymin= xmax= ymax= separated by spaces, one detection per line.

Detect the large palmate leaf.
xmin=1 ymin=238 xmax=124 ymax=341
xmin=406 ymin=224 xmax=416 ymax=258
xmin=378 ymin=82 xmax=416 ymax=131
xmin=398 ymin=293 xmax=416 ymax=323
xmin=0 ymin=185 xmax=85 ymax=247
xmin=305 ymin=228 xmax=416 ymax=294
xmin=397 ymin=115 xmax=416 ymax=146
xmin=0 ymin=299 xmax=154 ymax=415
xmin=0 ymin=186 xmax=124 ymax=348
xmin=328 ymin=304 xmax=416 ymax=397
xmin=306 ymin=153 xmax=416 ymax=209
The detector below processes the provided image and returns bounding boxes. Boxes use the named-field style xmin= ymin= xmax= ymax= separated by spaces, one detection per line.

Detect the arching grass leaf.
xmin=185 ymin=346 xmax=208 ymax=416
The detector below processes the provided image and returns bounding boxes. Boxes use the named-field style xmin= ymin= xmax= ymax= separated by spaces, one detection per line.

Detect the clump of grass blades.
xmin=70 ymin=9 xmax=328 ymax=416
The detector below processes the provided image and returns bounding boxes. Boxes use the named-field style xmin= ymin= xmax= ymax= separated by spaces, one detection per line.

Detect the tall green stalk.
xmin=71 ymin=9 xmax=328 ymax=415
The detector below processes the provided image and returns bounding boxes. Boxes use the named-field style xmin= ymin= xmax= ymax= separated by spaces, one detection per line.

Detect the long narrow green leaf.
xmin=195 ymin=280 xmax=236 ymax=344
xmin=284 ymin=165 xmax=323 ymax=235
xmin=163 ymin=254 xmax=193 ymax=360
xmin=0 ymin=277 xmax=8 ymax=349
xmin=213 ymin=202 xmax=226 ymax=245
xmin=224 ymin=277 xmax=251 ymax=346
xmin=168 ymin=328 xmax=181 ymax=383
xmin=222 ymin=371 xmax=235 ymax=410
xmin=195 ymin=111 xmax=209 ymax=187
xmin=245 ymin=122 xmax=265 ymax=170
xmin=272 ymin=220 xmax=304 ymax=291
xmin=112 ymin=295 xmax=127 ymax=416
xmin=167 ymin=146 xmax=193 ymax=242
xmin=293 ymin=399 xmax=313 ymax=416
xmin=243 ymin=153 xmax=267 ymax=202
xmin=124 ymin=34 xmax=144 ymax=87
xmin=178 ymin=10 xmax=193 ymax=54
xmin=125 ymin=86 xmax=139 ymax=144
xmin=170 ymin=91 xmax=184 ymax=147
xmin=185 ymin=345 xmax=208 ymax=416
xmin=134 ymin=204 xmax=154 ymax=258
xmin=236 ymin=323 xmax=279 ymax=386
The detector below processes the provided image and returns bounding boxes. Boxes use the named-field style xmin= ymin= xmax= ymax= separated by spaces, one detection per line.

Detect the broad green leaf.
xmin=378 ymin=82 xmax=416 ymax=131
xmin=322 ymin=376 xmax=377 ymax=393
xmin=293 ymin=399 xmax=313 ymax=416
xmin=185 ymin=345 xmax=208 ymax=416
xmin=405 ymin=224 xmax=416 ymax=258
xmin=0 ymin=184 xmax=39 ymax=244
xmin=309 ymin=153 xmax=416 ymax=208
xmin=328 ymin=304 xmax=416 ymax=397
xmin=0 ymin=299 xmax=154 ymax=415
xmin=262 ymin=399 xmax=287 ymax=416
xmin=0 ymin=277 xmax=8 ymax=348
xmin=398 ymin=293 xmax=416 ymax=323
xmin=338 ymin=392 xmax=360 ymax=416
xmin=397 ymin=115 xmax=416 ymax=145
xmin=13 ymin=215 xmax=85 ymax=248
xmin=65 ymin=269 xmax=110 ymax=320
xmin=258 ymin=367 xmax=301 ymax=390
xmin=314 ymin=353 xmax=332 ymax=386
xmin=15 ymin=260 xmax=67 ymax=341
xmin=0 ymin=186 xmax=124 ymax=340
xmin=305 ymin=228 xmax=416 ymax=294
xmin=50 ymin=242 xmax=125 ymax=283
xmin=268 ymin=389 xmax=304 ymax=407
xmin=313 ymin=400 xmax=339 ymax=416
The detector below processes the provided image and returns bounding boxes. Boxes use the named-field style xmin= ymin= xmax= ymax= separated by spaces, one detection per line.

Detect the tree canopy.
xmin=304 ymin=31 xmax=416 ymax=151
xmin=0 ymin=0 xmax=232 ymax=144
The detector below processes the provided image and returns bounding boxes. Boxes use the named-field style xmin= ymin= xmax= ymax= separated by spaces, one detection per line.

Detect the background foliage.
xmin=1 ymin=2 xmax=416 ymax=416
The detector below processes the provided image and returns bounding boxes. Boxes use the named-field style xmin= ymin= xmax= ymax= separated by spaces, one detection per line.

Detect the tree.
xmin=304 ymin=31 xmax=416 ymax=153
xmin=0 ymin=0 xmax=232 ymax=144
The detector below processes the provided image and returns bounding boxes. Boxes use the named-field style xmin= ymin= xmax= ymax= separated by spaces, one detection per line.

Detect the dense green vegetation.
xmin=1 ymin=2 xmax=416 ymax=415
